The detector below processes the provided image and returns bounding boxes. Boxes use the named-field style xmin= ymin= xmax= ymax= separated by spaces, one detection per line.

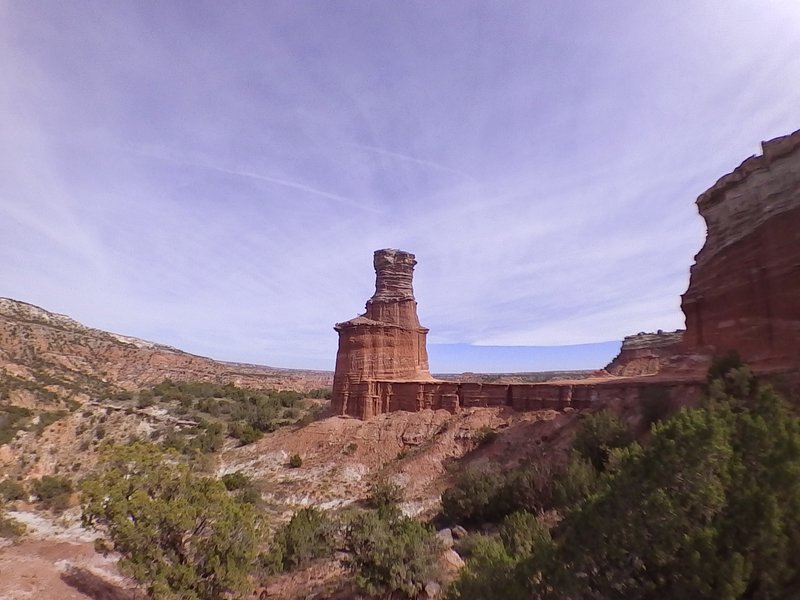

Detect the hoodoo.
xmin=331 ymin=130 xmax=800 ymax=420
xmin=332 ymin=249 xmax=438 ymax=418
xmin=330 ymin=250 xmax=698 ymax=420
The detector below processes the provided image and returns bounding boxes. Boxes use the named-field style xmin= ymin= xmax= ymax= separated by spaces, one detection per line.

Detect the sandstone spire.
xmin=331 ymin=249 xmax=433 ymax=417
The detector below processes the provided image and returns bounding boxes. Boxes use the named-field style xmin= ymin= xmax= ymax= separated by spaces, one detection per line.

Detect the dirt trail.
xmin=0 ymin=510 xmax=134 ymax=600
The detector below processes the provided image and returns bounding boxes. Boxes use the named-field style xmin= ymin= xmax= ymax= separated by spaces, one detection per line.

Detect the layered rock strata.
xmin=335 ymin=131 xmax=800 ymax=419
xmin=332 ymin=251 xmax=705 ymax=420
xmin=337 ymin=375 xmax=705 ymax=418
xmin=606 ymin=330 xmax=684 ymax=376
xmin=332 ymin=249 xmax=436 ymax=418
xmin=680 ymin=129 xmax=800 ymax=369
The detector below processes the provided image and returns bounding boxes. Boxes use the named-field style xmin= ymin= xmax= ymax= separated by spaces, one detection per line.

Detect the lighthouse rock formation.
xmin=332 ymin=250 xmax=443 ymax=418
xmin=331 ymin=130 xmax=800 ymax=420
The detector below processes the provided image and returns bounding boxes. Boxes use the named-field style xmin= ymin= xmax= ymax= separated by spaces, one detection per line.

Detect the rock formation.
xmin=332 ymin=249 xmax=438 ymax=418
xmin=606 ymin=330 xmax=684 ymax=377
xmin=680 ymin=129 xmax=800 ymax=370
xmin=332 ymin=251 xmax=706 ymax=419
xmin=333 ymin=130 xmax=800 ymax=419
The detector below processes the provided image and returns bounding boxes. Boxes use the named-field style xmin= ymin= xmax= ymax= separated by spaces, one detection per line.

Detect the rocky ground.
xmin=0 ymin=402 xmax=583 ymax=600
xmin=0 ymin=507 xmax=138 ymax=600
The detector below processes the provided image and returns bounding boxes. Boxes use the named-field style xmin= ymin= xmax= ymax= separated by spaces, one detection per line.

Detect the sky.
xmin=2 ymin=1 xmax=800 ymax=372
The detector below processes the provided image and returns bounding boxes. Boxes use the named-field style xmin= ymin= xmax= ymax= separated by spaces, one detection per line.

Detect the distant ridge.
xmin=0 ymin=297 xmax=333 ymax=398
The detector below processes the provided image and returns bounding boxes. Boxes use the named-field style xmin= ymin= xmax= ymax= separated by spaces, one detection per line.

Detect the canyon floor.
xmin=0 ymin=400 xmax=587 ymax=600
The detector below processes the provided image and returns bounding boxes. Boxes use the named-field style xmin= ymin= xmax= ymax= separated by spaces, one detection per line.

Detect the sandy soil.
xmin=0 ymin=510 xmax=136 ymax=600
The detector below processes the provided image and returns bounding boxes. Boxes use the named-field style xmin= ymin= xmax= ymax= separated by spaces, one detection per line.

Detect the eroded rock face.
xmin=606 ymin=330 xmax=684 ymax=376
xmin=332 ymin=250 xmax=434 ymax=418
xmin=680 ymin=129 xmax=800 ymax=369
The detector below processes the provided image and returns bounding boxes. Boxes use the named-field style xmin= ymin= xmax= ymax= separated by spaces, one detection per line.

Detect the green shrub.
xmin=345 ymin=509 xmax=442 ymax=598
xmin=498 ymin=511 xmax=550 ymax=558
xmin=0 ymin=405 xmax=33 ymax=445
xmin=447 ymin=534 xmax=526 ymax=600
xmin=707 ymin=350 xmax=743 ymax=384
xmin=551 ymin=453 xmax=598 ymax=510
xmin=366 ymin=478 xmax=404 ymax=510
xmin=441 ymin=468 xmax=506 ymax=525
xmin=497 ymin=461 xmax=555 ymax=515
xmin=221 ymin=471 xmax=251 ymax=491
xmin=0 ymin=479 xmax=26 ymax=502
xmin=463 ymin=363 xmax=800 ymax=599
xmin=189 ymin=421 xmax=225 ymax=454
xmin=641 ymin=386 xmax=674 ymax=429
xmin=228 ymin=421 xmax=262 ymax=445
xmin=271 ymin=507 xmax=337 ymax=572
xmin=442 ymin=462 xmax=557 ymax=526
xmin=137 ymin=394 xmax=156 ymax=409
xmin=573 ymin=410 xmax=634 ymax=471
xmin=0 ymin=513 xmax=26 ymax=538
xmin=475 ymin=425 xmax=498 ymax=446
xmin=32 ymin=475 xmax=73 ymax=510
xmin=288 ymin=454 xmax=303 ymax=468
xmin=81 ymin=443 xmax=262 ymax=599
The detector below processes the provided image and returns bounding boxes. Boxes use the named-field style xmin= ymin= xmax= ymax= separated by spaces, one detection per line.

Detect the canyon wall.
xmin=680 ymin=129 xmax=800 ymax=370
xmin=331 ymin=250 xmax=705 ymax=420
xmin=336 ymin=376 xmax=705 ymax=419
xmin=334 ymin=131 xmax=800 ymax=419
xmin=606 ymin=330 xmax=684 ymax=376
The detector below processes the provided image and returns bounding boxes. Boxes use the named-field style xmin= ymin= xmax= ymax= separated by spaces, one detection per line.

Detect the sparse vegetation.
xmin=474 ymin=425 xmax=498 ymax=446
xmin=0 ymin=479 xmax=27 ymax=502
xmin=268 ymin=507 xmax=337 ymax=572
xmin=288 ymin=453 xmax=303 ymax=468
xmin=31 ymin=475 xmax=73 ymax=511
xmin=0 ymin=513 xmax=26 ymax=538
xmin=345 ymin=508 xmax=442 ymax=598
xmin=0 ymin=405 xmax=33 ymax=445
xmin=108 ymin=379 xmax=322 ymax=452
xmin=572 ymin=409 xmax=634 ymax=471
xmin=447 ymin=360 xmax=800 ymax=600
xmin=82 ymin=442 xmax=263 ymax=600
xmin=366 ymin=478 xmax=404 ymax=510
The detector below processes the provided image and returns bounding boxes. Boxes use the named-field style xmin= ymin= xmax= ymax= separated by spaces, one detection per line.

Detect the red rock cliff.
xmin=332 ymin=249 xmax=434 ymax=417
xmin=606 ymin=330 xmax=684 ymax=376
xmin=681 ymin=129 xmax=800 ymax=369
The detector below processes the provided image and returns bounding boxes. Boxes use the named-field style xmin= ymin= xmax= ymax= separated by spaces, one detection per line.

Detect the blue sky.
xmin=2 ymin=1 xmax=799 ymax=372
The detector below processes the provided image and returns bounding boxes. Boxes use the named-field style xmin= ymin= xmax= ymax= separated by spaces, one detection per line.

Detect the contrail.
xmin=350 ymin=142 xmax=474 ymax=180
xmin=129 ymin=146 xmax=381 ymax=213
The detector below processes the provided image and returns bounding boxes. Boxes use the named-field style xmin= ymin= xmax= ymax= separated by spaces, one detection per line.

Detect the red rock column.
xmin=332 ymin=249 xmax=434 ymax=417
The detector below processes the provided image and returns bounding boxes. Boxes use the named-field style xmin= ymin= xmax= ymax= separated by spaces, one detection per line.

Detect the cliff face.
xmin=606 ymin=330 xmax=684 ymax=377
xmin=0 ymin=298 xmax=332 ymax=397
xmin=332 ymin=250 xmax=434 ymax=418
xmin=680 ymin=129 xmax=800 ymax=369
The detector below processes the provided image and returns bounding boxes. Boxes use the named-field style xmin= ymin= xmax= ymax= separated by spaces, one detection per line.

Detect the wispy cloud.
xmin=348 ymin=142 xmax=474 ymax=180
xmin=129 ymin=146 xmax=382 ymax=213
xmin=2 ymin=1 xmax=799 ymax=371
